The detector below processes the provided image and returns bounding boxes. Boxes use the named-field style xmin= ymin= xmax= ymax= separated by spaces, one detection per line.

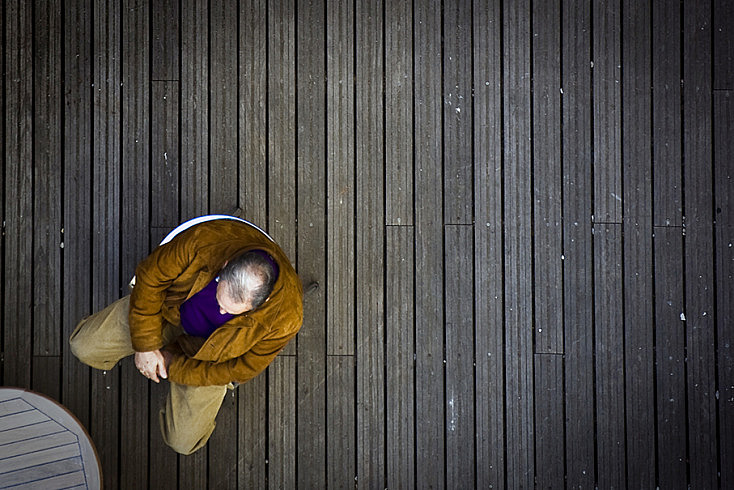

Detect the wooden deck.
xmin=2 ymin=0 xmax=733 ymax=488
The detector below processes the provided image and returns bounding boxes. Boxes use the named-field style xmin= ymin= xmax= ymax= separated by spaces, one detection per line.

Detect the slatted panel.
xmin=296 ymin=0 xmax=327 ymax=486
xmin=715 ymin=90 xmax=734 ymax=489
xmin=385 ymin=226 xmax=414 ymax=488
xmin=4 ymin=0 xmax=33 ymax=389
xmin=473 ymin=1 xmax=504 ymax=486
xmin=414 ymin=0 xmax=444 ymax=486
xmin=2 ymin=2 xmax=731 ymax=489
xmin=683 ymin=2 xmax=718 ymax=486
xmin=622 ymin=0 xmax=656 ymax=485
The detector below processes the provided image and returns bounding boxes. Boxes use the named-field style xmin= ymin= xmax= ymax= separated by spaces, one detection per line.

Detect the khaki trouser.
xmin=69 ymin=296 xmax=228 ymax=455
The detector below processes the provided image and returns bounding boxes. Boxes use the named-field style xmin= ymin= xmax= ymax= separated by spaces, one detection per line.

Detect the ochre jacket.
xmin=129 ymin=219 xmax=303 ymax=386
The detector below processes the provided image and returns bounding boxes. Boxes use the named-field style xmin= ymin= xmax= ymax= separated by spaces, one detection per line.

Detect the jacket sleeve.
xmin=129 ymin=235 xmax=197 ymax=352
xmin=166 ymin=328 xmax=298 ymax=386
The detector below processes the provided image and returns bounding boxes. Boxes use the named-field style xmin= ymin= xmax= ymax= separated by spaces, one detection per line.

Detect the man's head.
xmin=216 ymin=250 xmax=277 ymax=315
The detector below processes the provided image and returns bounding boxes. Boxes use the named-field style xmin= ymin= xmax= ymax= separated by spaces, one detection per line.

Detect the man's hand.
xmin=135 ymin=349 xmax=169 ymax=383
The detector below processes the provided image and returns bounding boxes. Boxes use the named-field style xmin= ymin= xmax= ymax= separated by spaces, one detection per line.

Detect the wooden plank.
xmin=178 ymin=447 xmax=207 ymax=489
xmin=240 ymin=0 xmax=268 ymax=225
xmin=61 ymin=0 xmax=93 ymax=430
xmin=120 ymin=2 xmax=151 ymax=486
xmin=326 ymin=0 xmax=355 ymax=355
xmin=237 ymin=372 xmax=267 ymax=488
xmin=594 ymin=224 xmax=625 ymax=488
xmin=238 ymin=3 xmax=269 ymax=485
xmin=208 ymin=390 xmax=238 ymax=489
xmin=209 ymin=0 xmax=238 ymax=214
xmin=267 ymin=0 xmax=297 ymax=333
xmin=652 ymin=0 xmax=682 ymax=227
xmin=33 ymin=0 xmax=62 ymax=357
xmin=32 ymin=356 xmax=62 ymax=402
xmin=445 ymin=225 xmax=474 ymax=486
xmin=562 ymin=0 xmax=594 ymax=487
xmin=385 ymin=0 xmax=413 ymax=225
xmin=385 ymin=226 xmax=414 ymax=488
xmin=355 ymin=0 xmax=385 ymax=486
xmin=91 ymin=2 xmax=122 ymax=487
xmin=207 ymin=8 xmax=240 ymax=477
xmin=621 ymin=1 xmax=656 ymax=487
xmin=503 ymin=0 xmax=534 ymax=487
xmin=532 ymin=0 xmax=563 ymax=354
xmin=180 ymin=0 xmax=209 ymax=220
xmin=593 ymin=0 xmax=622 ymax=224
xmin=413 ymin=0 xmax=444 ymax=486
xmin=533 ymin=354 xmax=564 ymax=488
xmin=715 ymin=91 xmax=733 ymax=227
xmin=443 ymin=0 xmax=472 ymax=225
xmin=296 ymin=0 xmax=327 ymax=485
xmin=683 ymin=2 xmax=718 ymax=486
xmin=149 ymin=380 xmax=178 ymax=490
xmin=151 ymin=0 xmax=179 ymax=81
xmin=714 ymin=0 xmax=734 ymax=89
xmin=0 ymin=0 xmax=3 ymax=388
xmin=715 ymin=91 xmax=734 ymax=488
xmin=717 ymin=225 xmax=734 ymax=489
xmin=4 ymin=0 xmax=34 ymax=389
xmin=653 ymin=226 xmax=687 ymax=487
xmin=326 ymin=356 xmax=355 ymax=487
xmin=473 ymin=0 xmax=504 ymax=486
xmin=269 ymin=356 xmax=296 ymax=489
xmin=151 ymin=82 xmax=180 ymax=228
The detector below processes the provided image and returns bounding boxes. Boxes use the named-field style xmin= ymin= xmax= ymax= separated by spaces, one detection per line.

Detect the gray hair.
xmin=219 ymin=251 xmax=277 ymax=308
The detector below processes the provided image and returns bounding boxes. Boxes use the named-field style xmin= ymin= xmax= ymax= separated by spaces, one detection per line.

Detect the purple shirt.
xmin=179 ymin=277 xmax=234 ymax=338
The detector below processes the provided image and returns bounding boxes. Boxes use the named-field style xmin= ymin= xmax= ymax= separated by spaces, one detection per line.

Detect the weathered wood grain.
xmin=414 ymin=0 xmax=445 ymax=486
xmin=533 ymin=354 xmax=564 ymax=489
xmin=180 ymin=0 xmax=209 ymax=220
xmin=151 ymin=0 xmax=179 ymax=81
xmin=4 ymin=0 xmax=34 ymax=389
xmin=240 ymin=0 xmax=268 ymax=226
xmin=269 ymin=356 xmax=296 ymax=489
xmin=385 ymin=226 xmax=415 ymax=488
xmin=296 ymin=0 xmax=327 ymax=485
xmin=683 ymin=1 xmax=718 ymax=486
xmin=151 ymin=82 xmax=180 ymax=228
xmin=473 ymin=0 xmax=505 ymax=486
xmin=326 ymin=0 xmax=355 ymax=355
xmin=385 ymin=0 xmax=413 ymax=225
xmin=532 ymin=0 xmax=563 ymax=354
xmin=562 ymin=0 xmax=594 ymax=486
xmin=593 ymin=0 xmax=622 ymax=224
xmin=33 ymin=0 xmax=62 ymax=358
xmin=654 ymin=226 xmax=687 ymax=487
xmin=443 ymin=0 xmax=472 ymax=225
xmin=326 ymin=356 xmax=356 ymax=488
xmin=594 ymin=223 xmax=625 ymax=488
xmin=714 ymin=0 xmax=734 ymax=89
xmin=445 ymin=225 xmax=475 ymax=487
xmin=652 ymin=0 xmax=682 ymax=227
